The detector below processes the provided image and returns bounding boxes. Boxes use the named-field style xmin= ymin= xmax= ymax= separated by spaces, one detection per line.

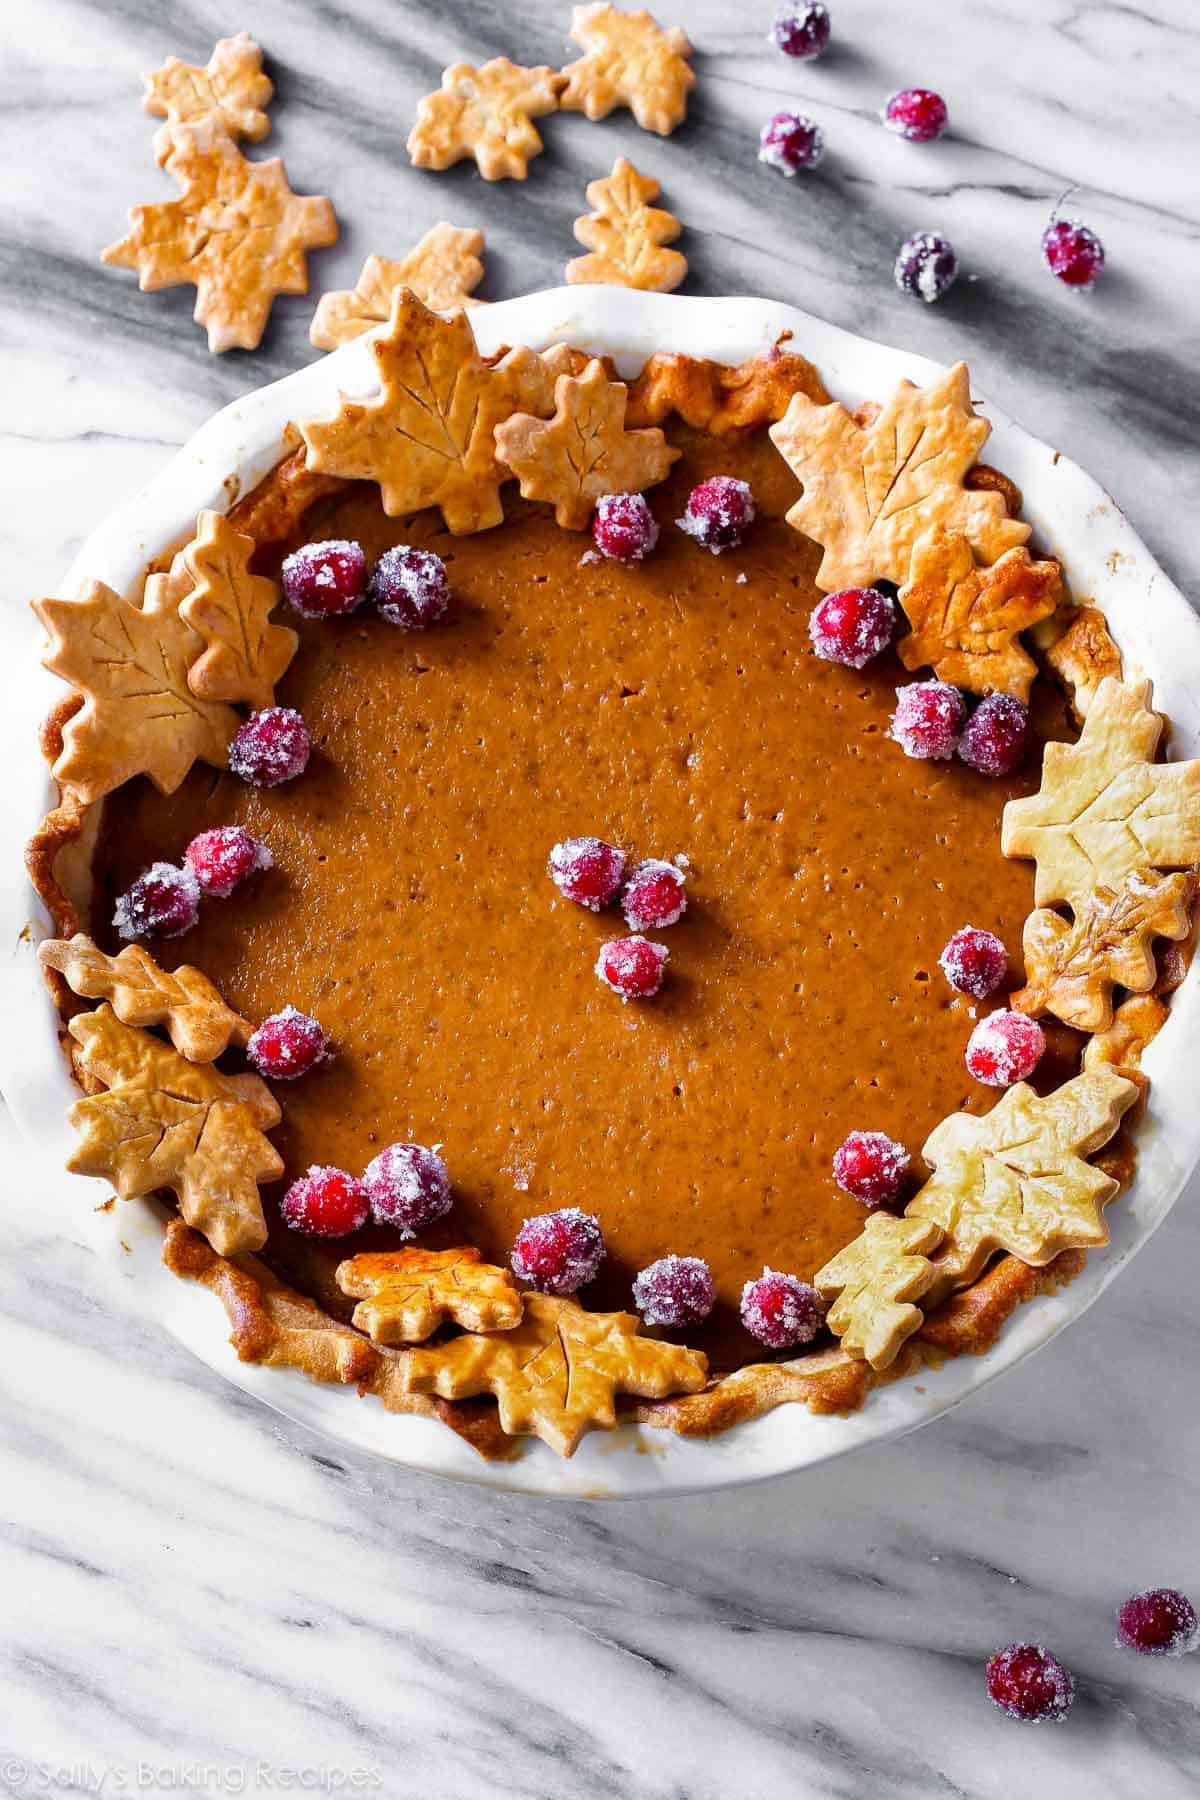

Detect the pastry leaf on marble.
xmin=814 ymin=1213 xmax=944 ymax=1370
xmin=897 ymin=526 xmax=1062 ymax=700
xmin=179 ymin=510 xmax=297 ymax=710
xmin=310 ymin=226 xmax=486 ymax=349
xmin=39 ymin=934 xmax=251 ymax=1062
xmin=336 ymin=1247 xmax=523 ymax=1344
xmin=406 ymin=57 xmax=563 ymax=182
xmin=142 ymin=31 xmax=273 ymax=162
xmin=566 ymin=157 xmax=686 ymax=292
xmin=559 ymin=4 xmax=694 ymax=136
xmin=1013 ymin=870 xmax=1193 ymax=1031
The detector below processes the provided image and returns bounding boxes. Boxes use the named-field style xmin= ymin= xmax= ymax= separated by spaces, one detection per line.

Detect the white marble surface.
xmin=4 ymin=0 xmax=1200 ymax=1793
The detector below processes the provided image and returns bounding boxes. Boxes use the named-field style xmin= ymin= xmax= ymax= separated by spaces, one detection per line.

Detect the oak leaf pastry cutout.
xmin=1082 ymin=993 xmax=1171 ymax=1078
xmin=66 ymin=1006 xmax=282 ymax=1256
xmin=1012 ymin=871 xmax=1193 ymax=1032
xmin=494 ymin=359 xmax=680 ymax=530
xmin=102 ymin=122 xmax=338 ymax=353
xmin=177 ymin=510 xmax=297 ymax=710
xmin=336 ymin=1247 xmax=523 ymax=1344
xmin=897 ymin=527 xmax=1062 ymax=701
xmin=1002 ymin=676 xmax=1200 ymax=912
xmin=400 ymin=1292 xmax=708 ymax=1456
xmin=407 ymin=58 xmax=563 ymax=182
xmin=39 ymin=935 xmax=251 ymax=1062
xmin=143 ymin=31 xmax=273 ymax=162
xmin=769 ymin=362 xmax=1031 ymax=592
xmin=626 ymin=348 xmax=829 ymax=435
xmin=906 ymin=1068 xmax=1139 ymax=1292
xmin=493 ymin=343 xmax=595 ymax=417
xmin=32 ymin=578 xmax=238 ymax=805
xmin=310 ymin=225 xmax=486 ymax=349
xmin=1044 ymin=605 xmax=1123 ymax=720
xmin=566 ymin=157 xmax=686 ymax=292
xmin=559 ymin=4 xmax=695 ymax=137
xmin=814 ymin=1212 xmax=944 ymax=1371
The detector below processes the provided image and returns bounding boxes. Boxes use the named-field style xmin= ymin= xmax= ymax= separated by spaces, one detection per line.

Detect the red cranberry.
xmin=363 ymin=1142 xmax=452 ymax=1238
xmin=595 ymin=934 xmax=669 ymax=1000
xmin=965 ymin=1009 xmax=1045 ymax=1086
xmin=228 ymin=707 xmax=311 ymax=787
xmin=985 ymin=1645 xmax=1074 ymax=1724
xmin=809 ymin=587 xmax=896 ymax=668
xmin=112 ymin=862 xmax=200 ymax=941
xmin=511 ymin=1207 xmax=605 ymax=1295
xmin=833 ymin=1131 xmax=910 ymax=1209
xmin=280 ymin=539 xmax=367 ymax=619
xmin=369 ymin=545 xmax=451 ymax=629
xmin=939 ymin=926 xmax=1008 ymax=999
xmin=958 ymin=693 xmax=1031 ymax=776
xmin=769 ymin=0 xmax=830 ymax=60
xmin=632 ymin=1255 xmax=716 ymax=1328
xmin=592 ymin=493 xmax=659 ymax=562
xmin=246 ymin=1006 xmax=329 ymax=1080
xmin=758 ymin=111 xmax=825 ymax=176
xmin=548 ymin=837 xmax=626 ymax=911
xmin=1042 ymin=218 xmax=1105 ymax=291
xmin=677 ymin=476 xmax=756 ymax=555
xmin=890 ymin=680 xmax=965 ymax=759
xmin=621 ymin=859 xmax=687 ymax=931
xmin=1116 ymin=1589 xmax=1200 ymax=1658
xmin=184 ymin=825 xmax=272 ymax=899
xmin=279 ymin=1165 xmax=370 ymax=1238
xmin=882 ymin=88 xmax=948 ymax=143
xmin=740 ymin=1268 xmax=824 ymax=1349
xmin=894 ymin=231 xmax=959 ymax=304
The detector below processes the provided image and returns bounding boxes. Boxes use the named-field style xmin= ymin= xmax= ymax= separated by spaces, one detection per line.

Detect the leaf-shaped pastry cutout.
xmin=178 ymin=510 xmax=297 ymax=710
xmin=407 ymin=58 xmax=563 ymax=182
xmin=1012 ymin=871 xmax=1192 ymax=1031
xmin=559 ymin=4 xmax=694 ymax=136
xmin=814 ymin=1213 xmax=944 ymax=1370
xmin=39 ymin=935 xmax=250 ymax=1061
xmin=336 ymin=1247 xmax=523 ymax=1343
xmin=310 ymin=226 xmax=486 ymax=349
xmin=897 ymin=526 xmax=1062 ymax=700
xmin=566 ymin=157 xmax=686 ymax=292
xmin=142 ymin=31 xmax=273 ymax=162
xmin=1044 ymin=605 xmax=1123 ymax=721
xmin=626 ymin=348 xmax=829 ymax=435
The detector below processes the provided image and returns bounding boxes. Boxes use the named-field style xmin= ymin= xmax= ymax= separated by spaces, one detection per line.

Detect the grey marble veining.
xmin=3 ymin=1 xmax=1200 ymax=1795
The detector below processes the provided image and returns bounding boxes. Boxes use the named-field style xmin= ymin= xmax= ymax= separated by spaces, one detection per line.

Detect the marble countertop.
xmin=4 ymin=0 xmax=1200 ymax=1793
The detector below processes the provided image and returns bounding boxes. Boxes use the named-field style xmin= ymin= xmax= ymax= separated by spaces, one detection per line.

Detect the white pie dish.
xmin=3 ymin=285 xmax=1199 ymax=1498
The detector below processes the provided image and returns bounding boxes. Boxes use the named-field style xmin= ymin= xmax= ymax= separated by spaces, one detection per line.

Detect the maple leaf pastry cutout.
xmin=39 ymin=935 xmax=250 ymax=1063
xmin=559 ymin=4 xmax=695 ymax=136
xmin=177 ymin=509 xmax=297 ymax=710
xmin=142 ymin=31 xmax=273 ymax=162
xmin=407 ymin=58 xmax=563 ymax=182
xmin=102 ymin=122 xmax=338 ymax=353
xmin=336 ymin=1247 xmax=523 ymax=1344
xmin=814 ymin=1212 xmax=945 ymax=1370
xmin=769 ymin=362 xmax=1031 ymax=591
xmin=566 ymin=157 xmax=687 ymax=292
xmin=1012 ymin=870 xmax=1193 ymax=1032
xmin=897 ymin=526 xmax=1062 ymax=701
xmin=310 ymin=225 xmax=485 ymax=350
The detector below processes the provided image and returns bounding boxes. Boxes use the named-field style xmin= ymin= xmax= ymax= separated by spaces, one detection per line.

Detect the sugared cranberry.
xmin=511 ymin=1207 xmax=605 ymax=1295
xmin=632 ymin=1255 xmax=716 ymax=1328
xmin=369 ymin=546 xmax=452 ymax=629
xmin=939 ymin=926 xmax=1008 ymax=999
xmin=592 ymin=493 xmax=659 ymax=562
xmin=1116 ymin=1589 xmax=1200 ymax=1658
xmin=246 ymin=1005 xmax=329 ymax=1080
xmin=184 ymin=825 xmax=272 ymax=899
xmin=740 ymin=1268 xmax=824 ymax=1349
xmin=890 ymin=680 xmax=965 ymax=759
xmin=1042 ymin=218 xmax=1105 ymax=291
xmin=363 ymin=1142 xmax=452 ymax=1238
xmin=228 ymin=707 xmax=311 ymax=787
xmin=809 ymin=587 xmax=896 ymax=668
xmin=758 ymin=111 xmax=825 ymax=177
xmin=280 ymin=539 xmax=367 ymax=619
xmin=548 ymin=837 xmax=626 ymax=911
xmin=958 ymin=693 xmax=1031 ymax=776
xmin=621 ymin=859 xmax=687 ymax=931
xmin=882 ymin=88 xmax=948 ymax=143
xmin=833 ymin=1131 xmax=910 ymax=1209
xmin=769 ymin=0 xmax=830 ymax=60
xmin=985 ymin=1645 xmax=1074 ymax=1724
xmin=113 ymin=862 xmax=200 ymax=941
xmin=965 ymin=1009 xmax=1045 ymax=1086
xmin=677 ymin=476 xmax=756 ymax=555
xmin=595 ymin=935 xmax=669 ymax=1000
xmin=894 ymin=231 xmax=959 ymax=304
xmin=279 ymin=1165 xmax=370 ymax=1238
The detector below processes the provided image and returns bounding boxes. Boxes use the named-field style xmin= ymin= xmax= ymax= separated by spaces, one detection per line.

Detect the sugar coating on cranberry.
xmin=369 ymin=545 xmax=451 ymax=629
xmin=741 ymin=1268 xmax=825 ymax=1349
xmin=758 ymin=111 xmax=825 ymax=177
xmin=279 ymin=1166 xmax=370 ymax=1238
xmin=959 ymin=693 xmax=1031 ymax=776
xmin=1042 ymin=218 xmax=1105 ymax=291
xmin=621 ymin=859 xmax=688 ymax=931
xmin=894 ymin=231 xmax=959 ymax=304
xmin=890 ymin=680 xmax=966 ymax=759
xmin=833 ymin=1131 xmax=910 ymax=1209
xmin=113 ymin=862 xmax=200 ymax=941
xmin=548 ymin=837 xmax=626 ymax=911
xmin=184 ymin=825 xmax=272 ymax=899
xmin=769 ymin=0 xmax=830 ymax=60
xmin=677 ymin=477 xmax=756 ymax=555
xmin=595 ymin=934 xmax=669 ymax=1000
xmin=228 ymin=707 xmax=311 ymax=787
xmin=965 ymin=1009 xmax=1045 ymax=1087
xmin=511 ymin=1207 xmax=605 ymax=1295
xmin=809 ymin=587 xmax=896 ymax=668
xmin=281 ymin=539 xmax=367 ymax=619
xmin=985 ymin=1645 xmax=1075 ymax=1724
xmin=632 ymin=1255 xmax=716 ymax=1328
xmin=246 ymin=1005 xmax=329 ymax=1081
xmin=882 ymin=88 xmax=949 ymax=143
xmin=940 ymin=926 xmax=1008 ymax=999
xmin=363 ymin=1142 xmax=452 ymax=1238
xmin=1116 ymin=1588 xmax=1200 ymax=1658
xmin=593 ymin=493 xmax=659 ymax=563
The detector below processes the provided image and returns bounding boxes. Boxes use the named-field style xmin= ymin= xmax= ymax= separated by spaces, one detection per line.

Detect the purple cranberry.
xmin=1042 ymin=218 xmax=1105 ymax=290
xmin=281 ymin=540 xmax=367 ymax=619
xmin=758 ymin=111 xmax=825 ymax=177
xmin=958 ymin=693 xmax=1030 ymax=777
xmin=632 ymin=1256 xmax=716 ymax=1328
xmin=882 ymin=88 xmax=948 ymax=143
xmin=113 ymin=862 xmax=200 ymax=941
xmin=363 ymin=1142 xmax=453 ymax=1237
xmin=228 ymin=707 xmax=311 ymax=787
xmin=677 ymin=476 xmax=756 ymax=555
xmin=894 ymin=231 xmax=959 ymax=304
xmin=769 ymin=0 xmax=830 ymax=60
xmin=369 ymin=546 xmax=452 ymax=629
